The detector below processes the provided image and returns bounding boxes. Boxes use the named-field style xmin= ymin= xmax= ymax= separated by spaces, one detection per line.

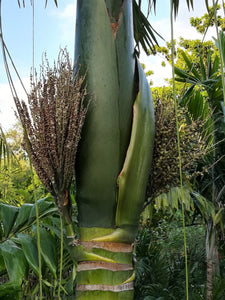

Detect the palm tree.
xmin=3 ymin=0 xmax=210 ymax=299
xmin=73 ymin=2 xmax=154 ymax=299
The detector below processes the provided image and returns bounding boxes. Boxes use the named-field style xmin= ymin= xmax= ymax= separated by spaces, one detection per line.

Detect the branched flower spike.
xmin=15 ymin=48 xmax=87 ymax=215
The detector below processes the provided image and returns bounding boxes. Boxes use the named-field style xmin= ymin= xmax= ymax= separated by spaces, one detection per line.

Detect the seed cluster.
xmin=14 ymin=49 xmax=87 ymax=208
xmin=147 ymin=90 xmax=211 ymax=199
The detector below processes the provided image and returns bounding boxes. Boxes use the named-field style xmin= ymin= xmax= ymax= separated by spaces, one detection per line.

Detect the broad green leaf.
xmin=42 ymin=217 xmax=61 ymax=239
xmin=28 ymin=197 xmax=54 ymax=225
xmin=17 ymin=233 xmax=40 ymax=276
xmin=0 ymin=240 xmax=28 ymax=283
xmin=12 ymin=203 xmax=33 ymax=233
xmin=0 ymin=281 xmax=21 ymax=298
xmin=33 ymin=226 xmax=57 ymax=278
xmin=0 ymin=204 xmax=19 ymax=237
xmin=180 ymin=50 xmax=201 ymax=80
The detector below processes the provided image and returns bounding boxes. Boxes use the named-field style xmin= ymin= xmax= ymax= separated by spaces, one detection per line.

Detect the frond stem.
xmin=170 ymin=1 xmax=189 ymax=299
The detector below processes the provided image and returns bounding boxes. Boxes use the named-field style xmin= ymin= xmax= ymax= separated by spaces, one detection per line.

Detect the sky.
xmin=0 ymin=0 xmax=218 ymax=130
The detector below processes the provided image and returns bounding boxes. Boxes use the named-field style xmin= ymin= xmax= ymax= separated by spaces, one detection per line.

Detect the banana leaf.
xmin=0 ymin=239 xmax=28 ymax=283
xmin=17 ymin=233 xmax=40 ymax=276
xmin=33 ymin=225 xmax=57 ymax=278
xmin=0 ymin=204 xmax=19 ymax=237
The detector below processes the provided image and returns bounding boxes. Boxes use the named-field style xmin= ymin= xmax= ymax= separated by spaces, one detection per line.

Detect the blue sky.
xmin=0 ymin=0 xmax=213 ymax=130
xmin=1 ymin=0 xmax=76 ymax=83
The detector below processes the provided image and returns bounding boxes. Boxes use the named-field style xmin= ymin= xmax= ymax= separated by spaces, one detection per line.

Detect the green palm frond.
xmin=17 ymin=0 xmax=25 ymax=7
xmin=175 ymin=50 xmax=221 ymax=106
xmin=133 ymin=0 xmax=209 ymax=56
xmin=144 ymin=186 xmax=217 ymax=224
xmin=138 ymin=0 xmax=194 ymax=18
xmin=17 ymin=0 xmax=58 ymax=7
xmin=45 ymin=0 xmax=57 ymax=8
xmin=133 ymin=0 xmax=162 ymax=56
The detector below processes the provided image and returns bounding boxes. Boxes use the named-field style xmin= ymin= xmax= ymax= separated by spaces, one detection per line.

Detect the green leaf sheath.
xmin=75 ymin=0 xmax=120 ymax=228
xmin=74 ymin=0 xmax=154 ymax=236
xmin=111 ymin=0 xmax=136 ymax=168
xmin=115 ymin=60 xmax=155 ymax=234
xmin=75 ymin=0 xmax=136 ymax=229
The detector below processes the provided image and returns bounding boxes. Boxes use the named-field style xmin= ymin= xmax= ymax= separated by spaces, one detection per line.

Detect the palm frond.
xmin=45 ymin=0 xmax=58 ymax=8
xmin=17 ymin=0 xmax=25 ymax=7
xmin=133 ymin=0 xmax=163 ymax=56
xmin=17 ymin=0 xmax=58 ymax=7
xmin=138 ymin=0 xmax=194 ymax=18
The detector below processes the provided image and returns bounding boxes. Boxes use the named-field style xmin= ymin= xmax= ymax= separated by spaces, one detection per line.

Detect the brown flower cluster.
xmin=14 ymin=49 xmax=87 ymax=208
xmin=147 ymin=90 xmax=212 ymax=199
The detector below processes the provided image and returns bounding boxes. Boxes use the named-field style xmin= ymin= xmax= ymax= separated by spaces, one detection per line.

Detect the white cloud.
xmin=0 ymin=77 xmax=29 ymax=131
xmin=49 ymin=1 xmax=77 ymax=52
xmin=56 ymin=3 xmax=77 ymax=19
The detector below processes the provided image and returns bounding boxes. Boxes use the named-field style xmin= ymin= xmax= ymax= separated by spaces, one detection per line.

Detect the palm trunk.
xmin=205 ymin=102 xmax=221 ymax=300
xmin=206 ymin=219 xmax=220 ymax=300
xmin=73 ymin=0 xmax=154 ymax=298
xmin=76 ymin=229 xmax=134 ymax=300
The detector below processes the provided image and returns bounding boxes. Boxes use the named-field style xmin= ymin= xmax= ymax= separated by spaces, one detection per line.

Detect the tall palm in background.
xmin=175 ymin=45 xmax=225 ymax=299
